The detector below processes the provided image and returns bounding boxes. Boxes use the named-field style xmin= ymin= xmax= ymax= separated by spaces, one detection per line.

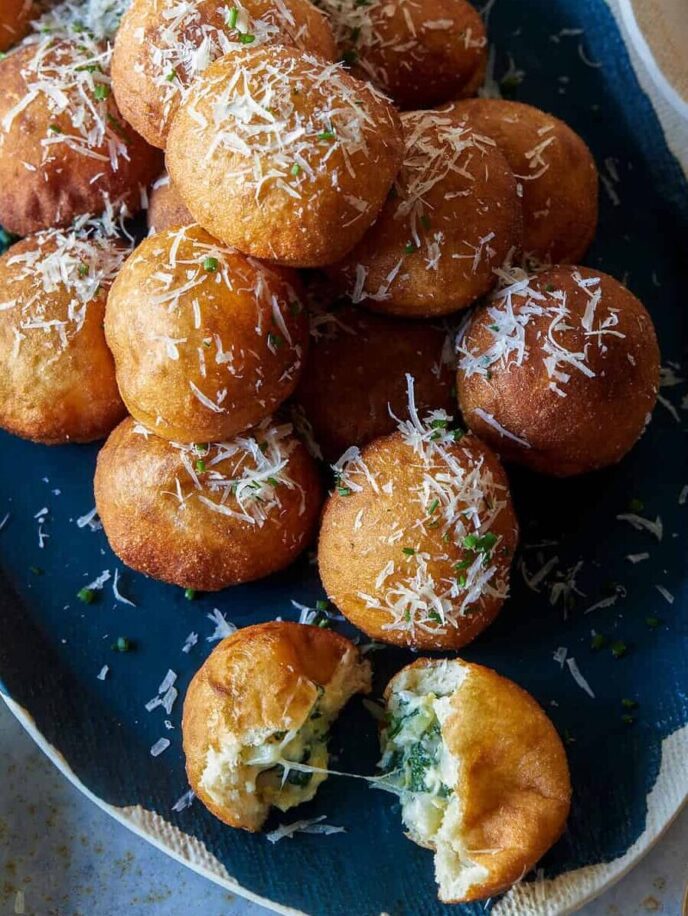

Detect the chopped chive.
xmin=645 ymin=616 xmax=662 ymax=629
xmin=488 ymin=324 xmax=500 ymax=331
xmin=337 ymin=486 xmax=351 ymax=497
xmin=427 ymin=499 xmax=439 ymax=515
xmin=611 ymin=640 xmax=628 ymax=659
xmin=226 ymin=7 xmax=238 ymax=27
xmin=430 ymin=418 xmax=448 ymax=429
xmin=402 ymin=547 xmax=415 ymax=556
xmin=203 ymin=256 xmax=219 ymax=272
xmin=290 ymin=163 xmax=301 ymax=176
xmin=454 ymin=558 xmax=472 ymax=572
xmin=451 ymin=428 xmax=465 ymax=441
xmin=544 ymin=283 xmax=555 ymax=292
xmin=627 ymin=497 xmax=644 ymax=513
xmin=316 ymin=599 xmax=329 ymax=611
xmin=112 ymin=636 xmax=132 ymax=652
xmin=30 ymin=566 xmax=43 ymax=576
xmin=93 ymin=83 xmax=110 ymax=100
xmin=195 ymin=459 xmax=206 ymax=473
xmin=317 ymin=617 xmax=331 ymax=628
xmin=78 ymin=263 xmax=89 ymax=277
xmin=267 ymin=476 xmax=281 ymax=487
xmin=404 ymin=242 xmax=417 ymax=254
xmin=184 ymin=588 xmax=196 ymax=601
xmin=590 ymin=633 xmax=606 ymax=650
xmin=428 ymin=610 xmax=442 ymax=624
xmin=77 ymin=587 xmax=95 ymax=604
xmin=463 ymin=534 xmax=478 ymax=550
xmin=239 ymin=32 xmax=255 ymax=43
xmin=48 ymin=123 xmax=63 ymax=134
xmin=621 ymin=698 xmax=638 ymax=709
xmin=621 ymin=714 xmax=635 ymax=726
xmin=268 ymin=332 xmax=283 ymax=349
xmin=420 ymin=214 xmax=431 ymax=230
xmin=317 ymin=129 xmax=336 ymax=141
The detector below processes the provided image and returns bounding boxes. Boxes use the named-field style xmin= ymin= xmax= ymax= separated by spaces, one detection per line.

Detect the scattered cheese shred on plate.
xmin=566 ymin=657 xmax=595 ymax=698
xmin=265 ymin=816 xmax=346 ymax=844
xmin=616 ymin=513 xmax=663 ymax=541
xmin=150 ymin=738 xmax=171 ymax=757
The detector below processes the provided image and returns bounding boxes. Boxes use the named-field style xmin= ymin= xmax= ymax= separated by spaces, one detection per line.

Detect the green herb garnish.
xmin=112 ymin=636 xmax=132 ymax=652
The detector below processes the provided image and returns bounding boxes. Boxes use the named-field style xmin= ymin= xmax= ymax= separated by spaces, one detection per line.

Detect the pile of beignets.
xmin=0 ymin=0 xmax=661 ymax=905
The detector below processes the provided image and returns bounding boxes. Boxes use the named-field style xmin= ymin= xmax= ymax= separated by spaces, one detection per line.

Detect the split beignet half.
xmin=183 ymin=621 xmax=372 ymax=831
xmin=380 ymin=658 xmax=571 ymax=903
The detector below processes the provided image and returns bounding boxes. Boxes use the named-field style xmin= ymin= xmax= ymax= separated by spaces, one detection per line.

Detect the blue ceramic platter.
xmin=1 ymin=0 xmax=688 ymax=913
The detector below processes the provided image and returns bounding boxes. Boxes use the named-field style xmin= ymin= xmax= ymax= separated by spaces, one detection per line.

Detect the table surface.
xmin=1 ymin=701 xmax=686 ymax=916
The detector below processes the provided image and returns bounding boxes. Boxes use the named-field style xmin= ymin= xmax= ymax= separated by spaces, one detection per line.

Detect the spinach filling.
xmin=382 ymin=697 xmax=452 ymax=799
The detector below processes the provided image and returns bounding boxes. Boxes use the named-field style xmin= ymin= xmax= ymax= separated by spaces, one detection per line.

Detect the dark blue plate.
xmin=1 ymin=0 xmax=688 ymax=913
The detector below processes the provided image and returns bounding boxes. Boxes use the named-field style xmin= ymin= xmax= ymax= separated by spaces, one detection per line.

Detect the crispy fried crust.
xmin=342 ymin=0 xmax=487 ymax=109
xmin=0 ymin=234 xmax=126 ymax=444
xmin=112 ymin=0 xmax=337 ymax=149
xmin=442 ymin=99 xmax=598 ymax=264
xmin=457 ymin=266 xmax=660 ymax=476
xmin=105 ymin=225 xmax=309 ymax=442
xmin=318 ymin=431 xmax=518 ymax=650
xmin=0 ymin=41 xmax=162 ymax=236
xmin=329 ymin=112 xmax=522 ymax=317
xmin=183 ymin=621 xmax=371 ymax=830
xmin=385 ymin=658 xmax=571 ymax=903
xmin=166 ymin=47 xmax=404 ymax=267
xmin=0 ymin=0 xmax=36 ymax=53
xmin=295 ymin=306 xmax=454 ymax=461
xmin=147 ymin=177 xmax=193 ymax=232
xmin=94 ymin=417 xmax=324 ymax=590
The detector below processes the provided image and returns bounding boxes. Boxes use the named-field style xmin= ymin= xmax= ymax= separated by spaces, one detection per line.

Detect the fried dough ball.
xmin=0 ymin=0 xmax=37 ymax=53
xmin=329 ymin=111 xmax=522 ymax=317
xmin=381 ymin=658 xmax=571 ymax=903
xmin=295 ymin=304 xmax=455 ymax=461
xmin=166 ymin=47 xmax=404 ymax=267
xmin=0 ymin=33 xmax=162 ymax=236
xmin=322 ymin=0 xmax=487 ymax=109
xmin=442 ymin=99 xmax=598 ymax=264
xmin=95 ymin=416 xmax=323 ymax=590
xmin=0 ymin=223 xmax=127 ymax=444
xmin=105 ymin=225 xmax=308 ymax=443
xmin=147 ymin=174 xmax=193 ymax=232
xmin=183 ymin=621 xmax=371 ymax=831
xmin=318 ymin=399 xmax=518 ymax=650
xmin=456 ymin=266 xmax=660 ymax=476
xmin=112 ymin=0 xmax=337 ymax=150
